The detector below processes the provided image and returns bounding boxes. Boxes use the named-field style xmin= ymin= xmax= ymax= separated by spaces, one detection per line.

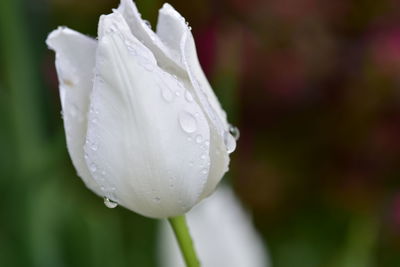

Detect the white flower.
xmin=158 ymin=186 xmax=270 ymax=267
xmin=46 ymin=0 xmax=237 ymax=218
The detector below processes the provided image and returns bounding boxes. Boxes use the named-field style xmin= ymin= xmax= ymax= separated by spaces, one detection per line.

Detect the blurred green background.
xmin=1 ymin=0 xmax=400 ymax=266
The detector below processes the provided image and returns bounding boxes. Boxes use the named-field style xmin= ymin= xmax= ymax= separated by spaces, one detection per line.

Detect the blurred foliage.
xmin=0 ymin=0 xmax=400 ymax=266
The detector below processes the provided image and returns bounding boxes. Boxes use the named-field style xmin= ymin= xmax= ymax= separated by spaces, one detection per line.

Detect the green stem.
xmin=168 ymin=216 xmax=200 ymax=267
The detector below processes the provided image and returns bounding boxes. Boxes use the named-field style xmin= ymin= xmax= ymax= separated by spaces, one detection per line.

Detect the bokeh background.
xmin=0 ymin=0 xmax=400 ymax=266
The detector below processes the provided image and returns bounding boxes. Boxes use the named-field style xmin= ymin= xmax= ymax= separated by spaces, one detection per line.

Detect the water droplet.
xmin=201 ymin=168 xmax=208 ymax=174
xmin=200 ymin=154 xmax=206 ymax=160
xmin=224 ymin=131 xmax=237 ymax=153
xmin=143 ymin=20 xmax=152 ymax=28
xmin=175 ymin=91 xmax=181 ymax=97
xmin=195 ymin=135 xmax=203 ymax=143
xmin=90 ymin=142 xmax=98 ymax=151
xmin=153 ymin=196 xmax=161 ymax=203
xmin=104 ymin=197 xmax=118 ymax=208
xmin=97 ymin=77 xmax=105 ymax=85
xmin=89 ymin=163 xmax=97 ymax=172
xmin=169 ymin=176 xmax=175 ymax=188
xmin=179 ymin=111 xmax=197 ymax=133
xmin=161 ymin=87 xmax=173 ymax=102
xmin=229 ymin=125 xmax=240 ymax=141
xmin=60 ymin=110 xmax=64 ymax=119
xmin=124 ymin=40 xmax=137 ymax=55
xmin=194 ymin=79 xmax=201 ymax=88
xmin=188 ymin=26 xmax=192 ymax=31
xmin=138 ymin=56 xmax=155 ymax=71
xmin=143 ymin=61 xmax=155 ymax=71
xmin=185 ymin=90 xmax=194 ymax=102
xmin=107 ymin=25 xmax=117 ymax=34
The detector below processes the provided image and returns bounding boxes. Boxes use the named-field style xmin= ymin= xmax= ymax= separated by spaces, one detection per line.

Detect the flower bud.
xmin=46 ymin=0 xmax=237 ymax=218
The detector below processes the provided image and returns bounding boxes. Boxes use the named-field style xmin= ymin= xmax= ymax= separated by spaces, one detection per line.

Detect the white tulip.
xmin=158 ymin=186 xmax=270 ymax=267
xmin=46 ymin=0 xmax=238 ymax=218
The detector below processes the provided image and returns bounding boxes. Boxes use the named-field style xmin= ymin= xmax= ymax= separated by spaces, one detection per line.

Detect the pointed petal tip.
xmin=46 ymin=26 xmax=95 ymax=51
xmin=160 ymin=3 xmax=173 ymax=11
xmin=46 ymin=26 xmax=68 ymax=48
xmin=118 ymin=0 xmax=139 ymax=14
xmin=159 ymin=2 xmax=183 ymax=20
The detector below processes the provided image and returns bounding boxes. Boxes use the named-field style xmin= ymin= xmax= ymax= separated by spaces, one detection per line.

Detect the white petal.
xmin=46 ymin=27 xmax=101 ymax=195
xmin=155 ymin=3 xmax=186 ymax=63
xmin=158 ymin=186 xmax=270 ymax=267
xmin=117 ymin=0 xmax=184 ymax=74
xmin=157 ymin=4 xmax=228 ymax=133
xmin=85 ymin=12 xmax=210 ymax=218
xmin=157 ymin=4 xmax=233 ymax=198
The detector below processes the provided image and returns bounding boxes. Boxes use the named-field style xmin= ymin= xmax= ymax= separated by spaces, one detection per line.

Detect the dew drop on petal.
xmin=90 ymin=142 xmax=98 ymax=151
xmin=169 ymin=176 xmax=175 ymax=188
xmin=143 ymin=61 xmax=155 ymax=71
xmin=179 ymin=111 xmax=197 ymax=133
xmin=161 ymin=86 xmax=174 ymax=102
xmin=138 ymin=56 xmax=155 ymax=71
xmin=124 ymin=40 xmax=137 ymax=55
xmin=89 ymin=163 xmax=97 ymax=172
xmin=229 ymin=125 xmax=240 ymax=141
xmin=224 ymin=131 xmax=237 ymax=153
xmin=195 ymin=134 xmax=203 ymax=143
xmin=185 ymin=90 xmax=194 ymax=102
xmin=104 ymin=197 xmax=118 ymax=208
xmin=143 ymin=20 xmax=152 ymax=29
